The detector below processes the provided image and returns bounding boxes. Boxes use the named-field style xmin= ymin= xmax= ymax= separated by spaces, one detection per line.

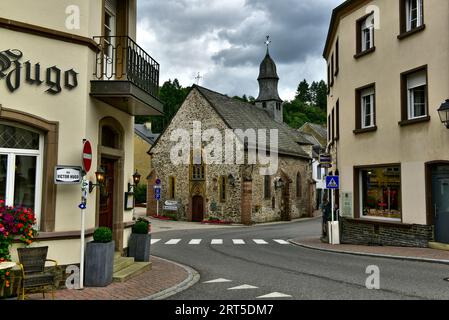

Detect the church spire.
xmin=256 ymin=36 xmax=283 ymax=123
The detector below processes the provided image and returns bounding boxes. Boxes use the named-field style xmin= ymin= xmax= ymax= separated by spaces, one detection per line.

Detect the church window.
xmin=262 ymin=102 xmax=267 ymax=109
xmin=264 ymin=175 xmax=271 ymax=199
xmin=219 ymin=176 xmax=226 ymax=202
xmin=168 ymin=176 xmax=175 ymax=199
xmin=296 ymin=172 xmax=302 ymax=198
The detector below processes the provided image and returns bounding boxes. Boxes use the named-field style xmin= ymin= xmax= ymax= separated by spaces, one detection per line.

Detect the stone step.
xmin=113 ymin=257 xmax=135 ymax=273
xmin=114 ymin=252 xmax=122 ymax=259
xmin=429 ymin=242 xmax=449 ymax=251
xmin=113 ymin=262 xmax=152 ymax=283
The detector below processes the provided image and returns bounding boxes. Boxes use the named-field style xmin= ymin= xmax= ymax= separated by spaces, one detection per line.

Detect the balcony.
xmin=90 ymin=36 xmax=163 ymax=116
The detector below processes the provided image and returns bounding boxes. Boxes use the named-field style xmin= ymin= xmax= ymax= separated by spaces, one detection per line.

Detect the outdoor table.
xmin=0 ymin=262 xmax=16 ymax=271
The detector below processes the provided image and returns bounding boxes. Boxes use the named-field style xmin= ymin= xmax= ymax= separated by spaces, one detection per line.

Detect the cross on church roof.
xmin=265 ymin=35 xmax=271 ymax=53
xmin=195 ymin=72 xmax=203 ymax=85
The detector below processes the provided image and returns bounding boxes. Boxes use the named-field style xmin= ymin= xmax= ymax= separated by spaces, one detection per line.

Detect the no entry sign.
xmin=82 ymin=140 xmax=92 ymax=173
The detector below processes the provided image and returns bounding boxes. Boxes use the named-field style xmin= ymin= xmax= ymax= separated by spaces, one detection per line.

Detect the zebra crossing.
xmin=150 ymin=238 xmax=291 ymax=245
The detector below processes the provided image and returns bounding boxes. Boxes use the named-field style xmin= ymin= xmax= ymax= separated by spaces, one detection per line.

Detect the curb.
xmin=289 ymin=240 xmax=449 ymax=266
xmin=140 ymin=256 xmax=200 ymax=300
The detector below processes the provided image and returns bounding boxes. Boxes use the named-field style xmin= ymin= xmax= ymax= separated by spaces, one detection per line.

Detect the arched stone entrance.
xmin=191 ymin=195 xmax=204 ymax=222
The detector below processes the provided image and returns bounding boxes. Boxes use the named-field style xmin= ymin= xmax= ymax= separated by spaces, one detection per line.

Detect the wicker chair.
xmin=17 ymin=246 xmax=58 ymax=300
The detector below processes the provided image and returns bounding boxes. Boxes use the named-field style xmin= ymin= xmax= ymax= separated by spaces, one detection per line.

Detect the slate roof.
xmin=195 ymin=86 xmax=311 ymax=159
xmin=135 ymin=124 xmax=160 ymax=145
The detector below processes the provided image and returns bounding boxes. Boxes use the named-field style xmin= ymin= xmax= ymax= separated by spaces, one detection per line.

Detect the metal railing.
xmin=93 ymin=36 xmax=159 ymax=97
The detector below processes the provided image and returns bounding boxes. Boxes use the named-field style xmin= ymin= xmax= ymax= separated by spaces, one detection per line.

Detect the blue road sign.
xmin=155 ymin=193 xmax=161 ymax=200
xmin=78 ymin=203 xmax=86 ymax=210
xmin=155 ymin=178 xmax=161 ymax=185
xmin=326 ymin=176 xmax=340 ymax=189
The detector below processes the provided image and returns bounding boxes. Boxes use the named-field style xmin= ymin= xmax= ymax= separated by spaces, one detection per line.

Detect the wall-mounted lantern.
xmin=228 ymin=174 xmax=235 ymax=187
xmin=89 ymin=167 xmax=105 ymax=193
xmin=438 ymin=99 xmax=449 ymax=129
xmin=274 ymin=177 xmax=285 ymax=190
xmin=128 ymin=170 xmax=141 ymax=193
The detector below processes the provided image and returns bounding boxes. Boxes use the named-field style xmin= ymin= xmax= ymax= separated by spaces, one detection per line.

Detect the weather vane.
xmin=195 ymin=72 xmax=203 ymax=85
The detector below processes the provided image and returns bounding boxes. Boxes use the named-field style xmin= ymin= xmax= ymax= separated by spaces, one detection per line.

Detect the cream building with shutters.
xmin=324 ymin=0 xmax=449 ymax=247
xmin=0 ymin=0 xmax=162 ymax=264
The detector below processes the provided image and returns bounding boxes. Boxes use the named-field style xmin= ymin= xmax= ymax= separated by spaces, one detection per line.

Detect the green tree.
xmin=295 ymin=79 xmax=311 ymax=104
xmin=136 ymin=79 xmax=190 ymax=133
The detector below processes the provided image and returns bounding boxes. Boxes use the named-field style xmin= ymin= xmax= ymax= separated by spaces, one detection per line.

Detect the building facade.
xmin=324 ymin=0 xmax=449 ymax=247
xmin=1 ymin=0 xmax=162 ymax=264
xmin=134 ymin=122 xmax=159 ymax=180
xmin=148 ymin=51 xmax=314 ymax=224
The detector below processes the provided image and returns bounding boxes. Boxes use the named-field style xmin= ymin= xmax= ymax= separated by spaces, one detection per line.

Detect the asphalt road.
xmin=150 ymin=218 xmax=449 ymax=300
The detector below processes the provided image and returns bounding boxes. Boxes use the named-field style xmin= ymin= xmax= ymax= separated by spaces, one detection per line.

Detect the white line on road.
xmin=256 ymin=292 xmax=292 ymax=299
xmin=165 ymin=239 xmax=181 ymax=245
xmin=211 ymin=239 xmax=223 ymax=245
xmin=189 ymin=239 xmax=202 ymax=245
xmin=227 ymin=284 xmax=259 ymax=290
xmin=253 ymin=239 xmax=268 ymax=244
xmin=150 ymin=239 xmax=161 ymax=244
xmin=232 ymin=239 xmax=245 ymax=245
xmin=273 ymin=239 xmax=290 ymax=245
xmin=203 ymin=278 xmax=232 ymax=284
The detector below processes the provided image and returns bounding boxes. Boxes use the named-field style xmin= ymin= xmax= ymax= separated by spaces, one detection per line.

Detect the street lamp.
xmin=438 ymin=99 xmax=449 ymax=129
xmin=89 ymin=167 xmax=105 ymax=193
xmin=128 ymin=170 xmax=141 ymax=192
xmin=227 ymin=174 xmax=235 ymax=187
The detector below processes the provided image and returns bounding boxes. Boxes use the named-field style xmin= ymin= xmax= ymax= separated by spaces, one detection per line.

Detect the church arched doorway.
xmin=192 ymin=195 xmax=204 ymax=222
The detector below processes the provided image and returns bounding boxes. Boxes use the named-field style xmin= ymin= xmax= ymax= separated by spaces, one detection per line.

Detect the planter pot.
xmin=84 ymin=241 xmax=115 ymax=287
xmin=0 ymin=273 xmax=21 ymax=299
xmin=128 ymin=233 xmax=151 ymax=262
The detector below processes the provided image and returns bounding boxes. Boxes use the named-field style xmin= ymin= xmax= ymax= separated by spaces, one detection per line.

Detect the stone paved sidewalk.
xmin=291 ymin=238 xmax=449 ymax=264
xmin=27 ymin=256 xmax=192 ymax=300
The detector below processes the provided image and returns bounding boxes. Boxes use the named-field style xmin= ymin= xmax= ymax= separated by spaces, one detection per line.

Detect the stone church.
xmin=147 ymin=48 xmax=314 ymax=224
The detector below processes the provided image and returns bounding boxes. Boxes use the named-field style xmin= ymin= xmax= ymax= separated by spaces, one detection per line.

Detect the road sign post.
xmin=79 ymin=140 xmax=92 ymax=290
xmin=326 ymin=176 xmax=340 ymax=245
xmin=155 ymin=179 xmax=161 ymax=216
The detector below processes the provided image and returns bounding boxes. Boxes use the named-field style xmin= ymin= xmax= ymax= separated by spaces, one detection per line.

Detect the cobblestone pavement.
xmin=27 ymin=256 xmax=189 ymax=300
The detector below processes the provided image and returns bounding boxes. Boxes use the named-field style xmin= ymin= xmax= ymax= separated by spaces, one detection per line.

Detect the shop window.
xmin=359 ymin=166 xmax=401 ymax=221
xmin=0 ymin=123 xmax=43 ymax=226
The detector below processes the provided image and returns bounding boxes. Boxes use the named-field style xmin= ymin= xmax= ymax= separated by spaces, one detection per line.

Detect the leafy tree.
xmin=135 ymin=79 xmax=190 ymax=133
xmin=295 ymin=79 xmax=312 ymax=104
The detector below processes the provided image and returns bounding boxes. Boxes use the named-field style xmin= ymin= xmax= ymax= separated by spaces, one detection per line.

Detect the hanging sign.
xmin=54 ymin=166 xmax=82 ymax=184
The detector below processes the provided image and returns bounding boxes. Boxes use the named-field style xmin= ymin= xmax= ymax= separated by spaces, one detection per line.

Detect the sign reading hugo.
xmin=55 ymin=166 xmax=82 ymax=185
xmin=0 ymin=49 xmax=78 ymax=94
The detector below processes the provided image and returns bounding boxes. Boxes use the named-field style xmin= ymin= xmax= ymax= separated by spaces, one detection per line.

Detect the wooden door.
xmin=192 ymin=195 xmax=204 ymax=222
xmin=99 ymin=158 xmax=115 ymax=229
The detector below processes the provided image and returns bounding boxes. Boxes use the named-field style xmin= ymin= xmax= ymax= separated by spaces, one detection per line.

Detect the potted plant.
xmin=84 ymin=227 xmax=115 ymax=287
xmin=128 ymin=218 xmax=151 ymax=262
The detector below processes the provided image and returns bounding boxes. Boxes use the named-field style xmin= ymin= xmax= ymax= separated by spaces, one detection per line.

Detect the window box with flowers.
xmin=0 ymin=200 xmax=38 ymax=299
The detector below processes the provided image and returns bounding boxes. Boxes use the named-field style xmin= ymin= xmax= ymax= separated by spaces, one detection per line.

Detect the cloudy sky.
xmin=137 ymin=0 xmax=342 ymax=101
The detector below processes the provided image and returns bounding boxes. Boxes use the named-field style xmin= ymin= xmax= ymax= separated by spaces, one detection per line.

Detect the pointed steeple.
xmin=255 ymin=36 xmax=283 ymax=123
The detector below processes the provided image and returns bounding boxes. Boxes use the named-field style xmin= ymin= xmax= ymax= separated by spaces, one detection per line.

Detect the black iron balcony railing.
xmin=93 ymin=36 xmax=159 ymax=98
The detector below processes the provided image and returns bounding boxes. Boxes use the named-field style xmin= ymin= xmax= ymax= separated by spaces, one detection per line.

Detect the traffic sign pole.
xmin=79 ymin=177 xmax=88 ymax=290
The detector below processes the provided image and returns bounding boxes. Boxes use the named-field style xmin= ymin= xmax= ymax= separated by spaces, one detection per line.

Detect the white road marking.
xmin=189 ymin=239 xmax=202 ymax=245
xmin=227 ymin=284 xmax=259 ymax=290
xmin=232 ymin=239 xmax=245 ymax=245
xmin=150 ymin=239 xmax=161 ymax=244
xmin=203 ymin=278 xmax=232 ymax=284
xmin=165 ymin=239 xmax=181 ymax=245
xmin=273 ymin=239 xmax=290 ymax=245
xmin=256 ymin=292 xmax=293 ymax=299
xmin=253 ymin=239 xmax=268 ymax=244
xmin=211 ymin=239 xmax=223 ymax=245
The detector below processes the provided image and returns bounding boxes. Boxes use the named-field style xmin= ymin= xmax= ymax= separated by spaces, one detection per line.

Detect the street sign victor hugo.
xmin=0 ymin=49 xmax=78 ymax=94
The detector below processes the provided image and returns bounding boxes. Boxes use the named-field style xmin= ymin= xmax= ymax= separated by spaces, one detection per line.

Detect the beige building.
xmin=134 ymin=122 xmax=159 ymax=179
xmin=324 ymin=0 xmax=449 ymax=247
xmin=1 ymin=0 xmax=162 ymax=264
xmin=148 ymin=51 xmax=315 ymax=224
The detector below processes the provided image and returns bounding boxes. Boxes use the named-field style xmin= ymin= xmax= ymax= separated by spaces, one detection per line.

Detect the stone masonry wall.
xmin=340 ymin=218 xmax=434 ymax=248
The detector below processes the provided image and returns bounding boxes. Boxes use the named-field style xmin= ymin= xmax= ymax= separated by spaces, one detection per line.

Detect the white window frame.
xmin=361 ymin=14 xmax=374 ymax=52
xmin=407 ymin=70 xmax=427 ymax=120
xmin=406 ymin=0 xmax=423 ymax=31
xmin=361 ymin=88 xmax=375 ymax=129
xmin=0 ymin=123 xmax=44 ymax=229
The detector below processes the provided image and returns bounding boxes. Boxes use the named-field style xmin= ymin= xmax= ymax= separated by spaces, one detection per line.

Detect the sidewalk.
xmin=290 ymin=238 xmax=449 ymax=265
xmin=27 ymin=256 xmax=199 ymax=300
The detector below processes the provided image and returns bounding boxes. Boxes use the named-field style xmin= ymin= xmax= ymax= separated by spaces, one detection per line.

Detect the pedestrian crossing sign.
xmin=326 ymin=176 xmax=340 ymax=189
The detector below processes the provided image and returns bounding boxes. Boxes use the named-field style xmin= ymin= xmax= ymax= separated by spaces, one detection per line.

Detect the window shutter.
xmin=407 ymin=71 xmax=426 ymax=89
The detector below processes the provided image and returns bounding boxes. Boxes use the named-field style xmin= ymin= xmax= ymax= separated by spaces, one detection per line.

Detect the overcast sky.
xmin=137 ymin=0 xmax=342 ymax=101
